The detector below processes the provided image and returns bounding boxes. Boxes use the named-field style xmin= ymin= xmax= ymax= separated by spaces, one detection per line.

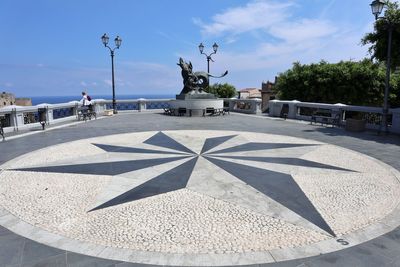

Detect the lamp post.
xmin=370 ymin=0 xmax=392 ymax=133
xmin=101 ymin=33 xmax=122 ymax=114
xmin=198 ymin=42 xmax=219 ymax=73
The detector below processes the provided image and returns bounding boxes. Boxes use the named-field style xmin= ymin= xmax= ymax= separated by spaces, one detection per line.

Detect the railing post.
xmin=11 ymin=109 xmax=24 ymax=131
xmin=138 ymin=99 xmax=146 ymax=112
xmin=287 ymin=100 xmax=299 ymax=119
xmin=391 ymin=108 xmax=400 ymax=134
xmin=73 ymin=103 xmax=79 ymax=117
xmin=254 ymin=99 xmax=262 ymax=114
xmin=46 ymin=106 xmax=54 ymax=124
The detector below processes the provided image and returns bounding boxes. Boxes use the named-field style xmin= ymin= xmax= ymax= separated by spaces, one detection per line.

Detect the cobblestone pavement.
xmin=0 ymin=112 xmax=399 ymax=266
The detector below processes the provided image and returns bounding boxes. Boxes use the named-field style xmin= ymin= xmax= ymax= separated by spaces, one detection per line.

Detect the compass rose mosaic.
xmin=0 ymin=130 xmax=400 ymax=265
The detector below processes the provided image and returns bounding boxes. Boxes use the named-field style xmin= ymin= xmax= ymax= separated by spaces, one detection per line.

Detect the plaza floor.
xmin=0 ymin=112 xmax=399 ymax=267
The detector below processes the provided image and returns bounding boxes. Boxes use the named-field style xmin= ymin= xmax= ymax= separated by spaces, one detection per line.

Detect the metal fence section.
xmin=269 ymin=100 xmax=400 ymax=133
xmin=1 ymin=98 xmax=399 ymax=135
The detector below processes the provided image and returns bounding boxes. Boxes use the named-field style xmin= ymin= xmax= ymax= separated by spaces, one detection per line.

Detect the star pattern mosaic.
xmin=13 ymin=131 xmax=357 ymax=237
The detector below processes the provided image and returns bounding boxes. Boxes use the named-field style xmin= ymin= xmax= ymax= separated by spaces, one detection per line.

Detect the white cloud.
xmin=103 ymin=80 xmax=112 ymax=86
xmin=189 ymin=0 xmax=370 ymax=87
xmin=269 ymin=19 xmax=337 ymax=43
xmin=194 ymin=1 xmax=293 ymax=36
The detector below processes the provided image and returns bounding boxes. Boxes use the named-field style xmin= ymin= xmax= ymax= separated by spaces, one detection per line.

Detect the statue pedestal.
xmin=170 ymin=99 xmax=223 ymax=116
xmin=176 ymin=92 xmax=216 ymax=100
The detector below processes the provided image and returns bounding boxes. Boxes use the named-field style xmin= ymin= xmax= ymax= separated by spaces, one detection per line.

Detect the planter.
xmin=345 ymin=118 xmax=366 ymax=132
xmin=104 ymin=109 xmax=114 ymax=116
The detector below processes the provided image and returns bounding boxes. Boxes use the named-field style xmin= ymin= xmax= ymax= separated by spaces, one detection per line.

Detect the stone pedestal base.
xmin=170 ymin=99 xmax=223 ymax=116
xmin=176 ymin=93 xmax=217 ymax=100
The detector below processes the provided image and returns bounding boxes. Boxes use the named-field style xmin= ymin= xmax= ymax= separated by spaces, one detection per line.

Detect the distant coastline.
xmin=30 ymin=94 xmax=175 ymax=106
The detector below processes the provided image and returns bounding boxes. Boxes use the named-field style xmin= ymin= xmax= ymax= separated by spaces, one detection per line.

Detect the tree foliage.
xmin=274 ymin=59 xmax=400 ymax=107
xmin=362 ymin=1 xmax=400 ymax=71
xmin=274 ymin=1 xmax=400 ymax=108
xmin=206 ymin=83 xmax=237 ymax=98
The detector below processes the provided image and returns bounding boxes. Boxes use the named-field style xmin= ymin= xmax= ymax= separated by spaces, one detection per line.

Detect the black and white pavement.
xmin=0 ymin=112 xmax=399 ymax=266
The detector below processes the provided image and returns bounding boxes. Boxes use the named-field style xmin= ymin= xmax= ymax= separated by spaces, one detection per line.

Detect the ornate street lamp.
xmin=101 ymin=33 xmax=122 ymax=114
xmin=371 ymin=0 xmax=385 ymax=20
xmin=370 ymin=0 xmax=392 ymax=133
xmin=198 ymin=42 xmax=219 ymax=73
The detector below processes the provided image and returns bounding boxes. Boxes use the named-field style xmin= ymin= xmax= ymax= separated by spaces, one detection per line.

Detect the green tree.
xmin=275 ymin=60 xmax=387 ymax=106
xmin=206 ymin=83 xmax=237 ymax=98
xmin=389 ymin=71 xmax=400 ymax=107
xmin=362 ymin=1 xmax=400 ymax=71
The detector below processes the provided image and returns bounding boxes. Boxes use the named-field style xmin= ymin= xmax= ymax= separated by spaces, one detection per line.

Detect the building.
xmin=0 ymin=92 xmax=32 ymax=108
xmin=238 ymin=88 xmax=261 ymax=99
xmin=261 ymin=79 xmax=276 ymax=112
xmin=0 ymin=92 xmax=15 ymax=108
xmin=15 ymin=98 xmax=32 ymax=106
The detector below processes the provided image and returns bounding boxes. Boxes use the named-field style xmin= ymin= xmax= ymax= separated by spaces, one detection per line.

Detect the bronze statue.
xmin=177 ymin=57 xmax=228 ymax=96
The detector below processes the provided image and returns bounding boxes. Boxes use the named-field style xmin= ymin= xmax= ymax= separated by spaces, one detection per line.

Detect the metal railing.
xmin=5 ymin=98 xmax=396 ymax=136
xmin=269 ymin=100 xmax=400 ymax=133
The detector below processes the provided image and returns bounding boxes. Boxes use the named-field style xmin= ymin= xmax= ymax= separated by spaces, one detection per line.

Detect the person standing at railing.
xmin=80 ymin=91 xmax=92 ymax=107
xmin=79 ymin=91 xmax=95 ymax=121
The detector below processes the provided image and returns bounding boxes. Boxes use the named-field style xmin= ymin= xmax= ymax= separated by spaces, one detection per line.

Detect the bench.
xmin=77 ymin=106 xmax=97 ymax=121
xmin=178 ymin=107 xmax=187 ymax=116
xmin=203 ymin=107 xmax=224 ymax=116
xmin=311 ymin=110 xmax=341 ymax=127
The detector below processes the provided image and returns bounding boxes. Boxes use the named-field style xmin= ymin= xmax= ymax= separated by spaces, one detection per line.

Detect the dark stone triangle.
xmin=14 ymin=156 xmax=190 ymax=176
xmin=90 ymin=156 xmax=199 ymax=211
xmin=144 ymin=132 xmax=195 ymax=154
xmin=92 ymin=143 xmax=186 ymax=155
xmin=214 ymin=156 xmax=355 ymax=172
xmin=200 ymin=135 xmax=237 ymax=154
xmin=205 ymin=156 xmax=335 ymax=237
xmin=209 ymin=143 xmax=318 ymax=155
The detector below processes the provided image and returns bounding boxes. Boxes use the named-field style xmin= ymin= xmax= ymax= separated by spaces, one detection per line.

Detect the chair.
xmin=178 ymin=107 xmax=187 ymax=116
xmin=223 ymin=107 xmax=230 ymax=115
xmin=204 ymin=107 xmax=215 ymax=116
xmin=163 ymin=108 xmax=172 ymax=116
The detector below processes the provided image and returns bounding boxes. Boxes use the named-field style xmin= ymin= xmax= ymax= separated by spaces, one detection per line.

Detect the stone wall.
xmin=0 ymin=92 xmax=15 ymax=108
xmin=15 ymin=98 xmax=32 ymax=106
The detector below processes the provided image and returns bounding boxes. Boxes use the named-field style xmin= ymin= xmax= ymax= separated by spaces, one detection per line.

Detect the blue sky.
xmin=0 ymin=0 xmax=376 ymax=97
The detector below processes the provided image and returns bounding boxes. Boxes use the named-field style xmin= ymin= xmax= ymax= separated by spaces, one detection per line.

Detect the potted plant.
xmin=345 ymin=112 xmax=366 ymax=132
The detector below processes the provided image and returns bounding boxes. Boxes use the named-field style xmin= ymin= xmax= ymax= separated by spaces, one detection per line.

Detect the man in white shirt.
xmin=80 ymin=91 xmax=91 ymax=106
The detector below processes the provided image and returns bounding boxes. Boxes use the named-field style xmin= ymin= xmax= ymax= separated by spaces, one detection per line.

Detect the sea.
xmin=30 ymin=94 xmax=175 ymax=106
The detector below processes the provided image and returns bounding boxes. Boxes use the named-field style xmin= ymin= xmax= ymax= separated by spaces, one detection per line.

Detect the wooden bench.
xmin=311 ymin=110 xmax=341 ymax=127
xmin=203 ymin=107 xmax=224 ymax=116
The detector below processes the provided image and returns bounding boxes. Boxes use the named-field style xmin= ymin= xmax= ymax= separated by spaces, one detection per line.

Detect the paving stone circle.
xmin=0 ymin=130 xmax=399 ymax=266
